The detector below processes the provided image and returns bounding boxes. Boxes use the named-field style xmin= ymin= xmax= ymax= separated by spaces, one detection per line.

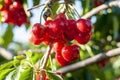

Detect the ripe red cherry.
xmin=75 ymin=32 xmax=92 ymax=44
xmin=76 ymin=19 xmax=92 ymax=33
xmin=54 ymin=13 xmax=67 ymax=21
xmin=32 ymin=23 xmax=44 ymax=38
xmin=55 ymin=51 xmax=69 ymax=66
xmin=53 ymin=41 xmax=69 ymax=66
xmin=98 ymin=60 xmax=106 ymax=67
xmin=13 ymin=1 xmax=22 ymax=9
xmin=52 ymin=41 xmax=65 ymax=53
xmin=28 ymin=31 xmax=43 ymax=45
xmin=4 ymin=0 xmax=12 ymax=6
xmin=62 ymin=44 xmax=80 ymax=62
xmin=64 ymin=20 xmax=78 ymax=41
xmin=94 ymin=0 xmax=104 ymax=7
xmin=44 ymin=19 xmax=65 ymax=40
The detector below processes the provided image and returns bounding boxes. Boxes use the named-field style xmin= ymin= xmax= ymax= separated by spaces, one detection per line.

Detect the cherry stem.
xmin=27 ymin=3 xmax=46 ymax=11
xmin=40 ymin=42 xmax=53 ymax=80
xmin=27 ymin=0 xmax=51 ymax=11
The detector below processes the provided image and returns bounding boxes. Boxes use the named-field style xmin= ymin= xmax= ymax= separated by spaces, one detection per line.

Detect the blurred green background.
xmin=0 ymin=0 xmax=120 ymax=80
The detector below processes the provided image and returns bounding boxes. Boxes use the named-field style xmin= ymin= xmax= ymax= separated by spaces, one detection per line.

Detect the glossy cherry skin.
xmin=76 ymin=19 xmax=92 ymax=33
xmin=28 ymin=31 xmax=43 ymax=45
xmin=55 ymin=51 xmax=69 ymax=66
xmin=75 ymin=32 xmax=92 ymax=44
xmin=13 ymin=1 xmax=22 ymax=9
xmin=64 ymin=20 xmax=78 ymax=41
xmin=53 ymin=41 xmax=69 ymax=66
xmin=4 ymin=0 xmax=12 ymax=6
xmin=54 ymin=13 xmax=67 ymax=21
xmin=32 ymin=23 xmax=44 ymax=38
xmin=62 ymin=44 xmax=80 ymax=62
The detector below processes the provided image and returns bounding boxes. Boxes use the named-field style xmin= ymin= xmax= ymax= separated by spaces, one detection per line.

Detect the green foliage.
xmin=19 ymin=67 xmax=33 ymax=80
xmin=0 ymin=68 xmax=15 ymax=80
xmin=0 ymin=0 xmax=120 ymax=80
xmin=2 ymin=25 xmax=13 ymax=48
xmin=46 ymin=71 xmax=63 ymax=80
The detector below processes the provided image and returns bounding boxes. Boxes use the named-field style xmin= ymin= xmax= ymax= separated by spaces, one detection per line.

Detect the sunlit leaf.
xmin=19 ymin=67 xmax=33 ymax=80
xmin=46 ymin=71 xmax=63 ymax=80
xmin=0 ymin=61 xmax=14 ymax=71
xmin=0 ymin=68 xmax=15 ymax=80
xmin=2 ymin=25 xmax=13 ymax=48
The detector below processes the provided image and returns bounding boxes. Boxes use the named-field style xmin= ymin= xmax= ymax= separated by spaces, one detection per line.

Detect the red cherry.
xmin=75 ymin=32 xmax=92 ymax=44
xmin=4 ymin=0 xmax=12 ymax=6
xmin=28 ymin=31 xmax=43 ymax=45
xmin=64 ymin=20 xmax=78 ymax=41
xmin=55 ymin=51 xmax=69 ymax=66
xmin=1 ymin=9 xmax=11 ymax=23
xmin=13 ymin=1 xmax=22 ymax=9
xmin=94 ymin=0 xmax=104 ymax=7
xmin=76 ymin=19 xmax=92 ymax=33
xmin=36 ymin=72 xmax=41 ymax=80
xmin=54 ymin=13 xmax=67 ymax=21
xmin=42 ymin=33 xmax=51 ymax=45
xmin=32 ymin=23 xmax=44 ymax=38
xmin=44 ymin=19 xmax=65 ymax=40
xmin=44 ymin=73 xmax=49 ymax=80
xmin=52 ymin=41 xmax=64 ymax=53
xmin=98 ymin=60 xmax=106 ymax=67
xmin=62 ymin=44 xmax=80 ymax=62
xmin=56 ymin=72 xmax=63 ymax=77
xmin=53 ymin=42 xmax=69 ymax=66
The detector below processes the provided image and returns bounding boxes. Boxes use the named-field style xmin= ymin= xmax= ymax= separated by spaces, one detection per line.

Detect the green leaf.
xmin=19 ymin=67 xmax=33 ymax=80
xmin=31 ymin=52 xmax=43 ymax=64
xmin=46 ymin=71 xmax=63 ymax=80
xmin=113 ymin=16 xmax=119 ymax=39
xmin=0 ymin=61 xmax=14 ymax=71
xmin=0 ymin=68 xmax=15 ymax=80
xmin=2 ymin=25 xmax=13 ymax=48
xmin=26 ymin=51 xmax=32 ymax=58
xmin=5 ymin=67 xmax=20 ymax=80
xmin=33 ymin=0 xmax=40 ymax=6
xmin=51 ymin=2 xmax=59 ymax=16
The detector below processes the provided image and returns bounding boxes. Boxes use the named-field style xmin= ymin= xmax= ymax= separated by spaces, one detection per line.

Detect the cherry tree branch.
xmin=81 ymin=0 xmax=120 ymax=19
xmin=57 ymin=47 xmax=120 ymax=74
xmin=0 ymin=47 xmax=13 ymax=60
xmin=40 ymin=42 xmax=53 ymax=80
xmin=27 ymin=0 xmax=59 ymax=11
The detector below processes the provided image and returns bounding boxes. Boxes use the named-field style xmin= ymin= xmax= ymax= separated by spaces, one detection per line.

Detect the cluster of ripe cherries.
xmin=29 ymin=13 xmax=92 ymax=66
xmin=0 ymin=0 xmax=28 ymax=26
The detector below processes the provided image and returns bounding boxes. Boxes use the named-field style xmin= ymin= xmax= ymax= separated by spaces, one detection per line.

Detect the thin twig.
xmin=40 ymin=42 xmax=53 ymax=80
xmin=27 ymin=3 xmax=46 ymax=11
xmin=27 ymin=0 xmax=51 ymax=11
xmin=81 ymin=0 xmax=120 ymax=19
xmin=57 ymin=47 xmax=120 ymax=74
